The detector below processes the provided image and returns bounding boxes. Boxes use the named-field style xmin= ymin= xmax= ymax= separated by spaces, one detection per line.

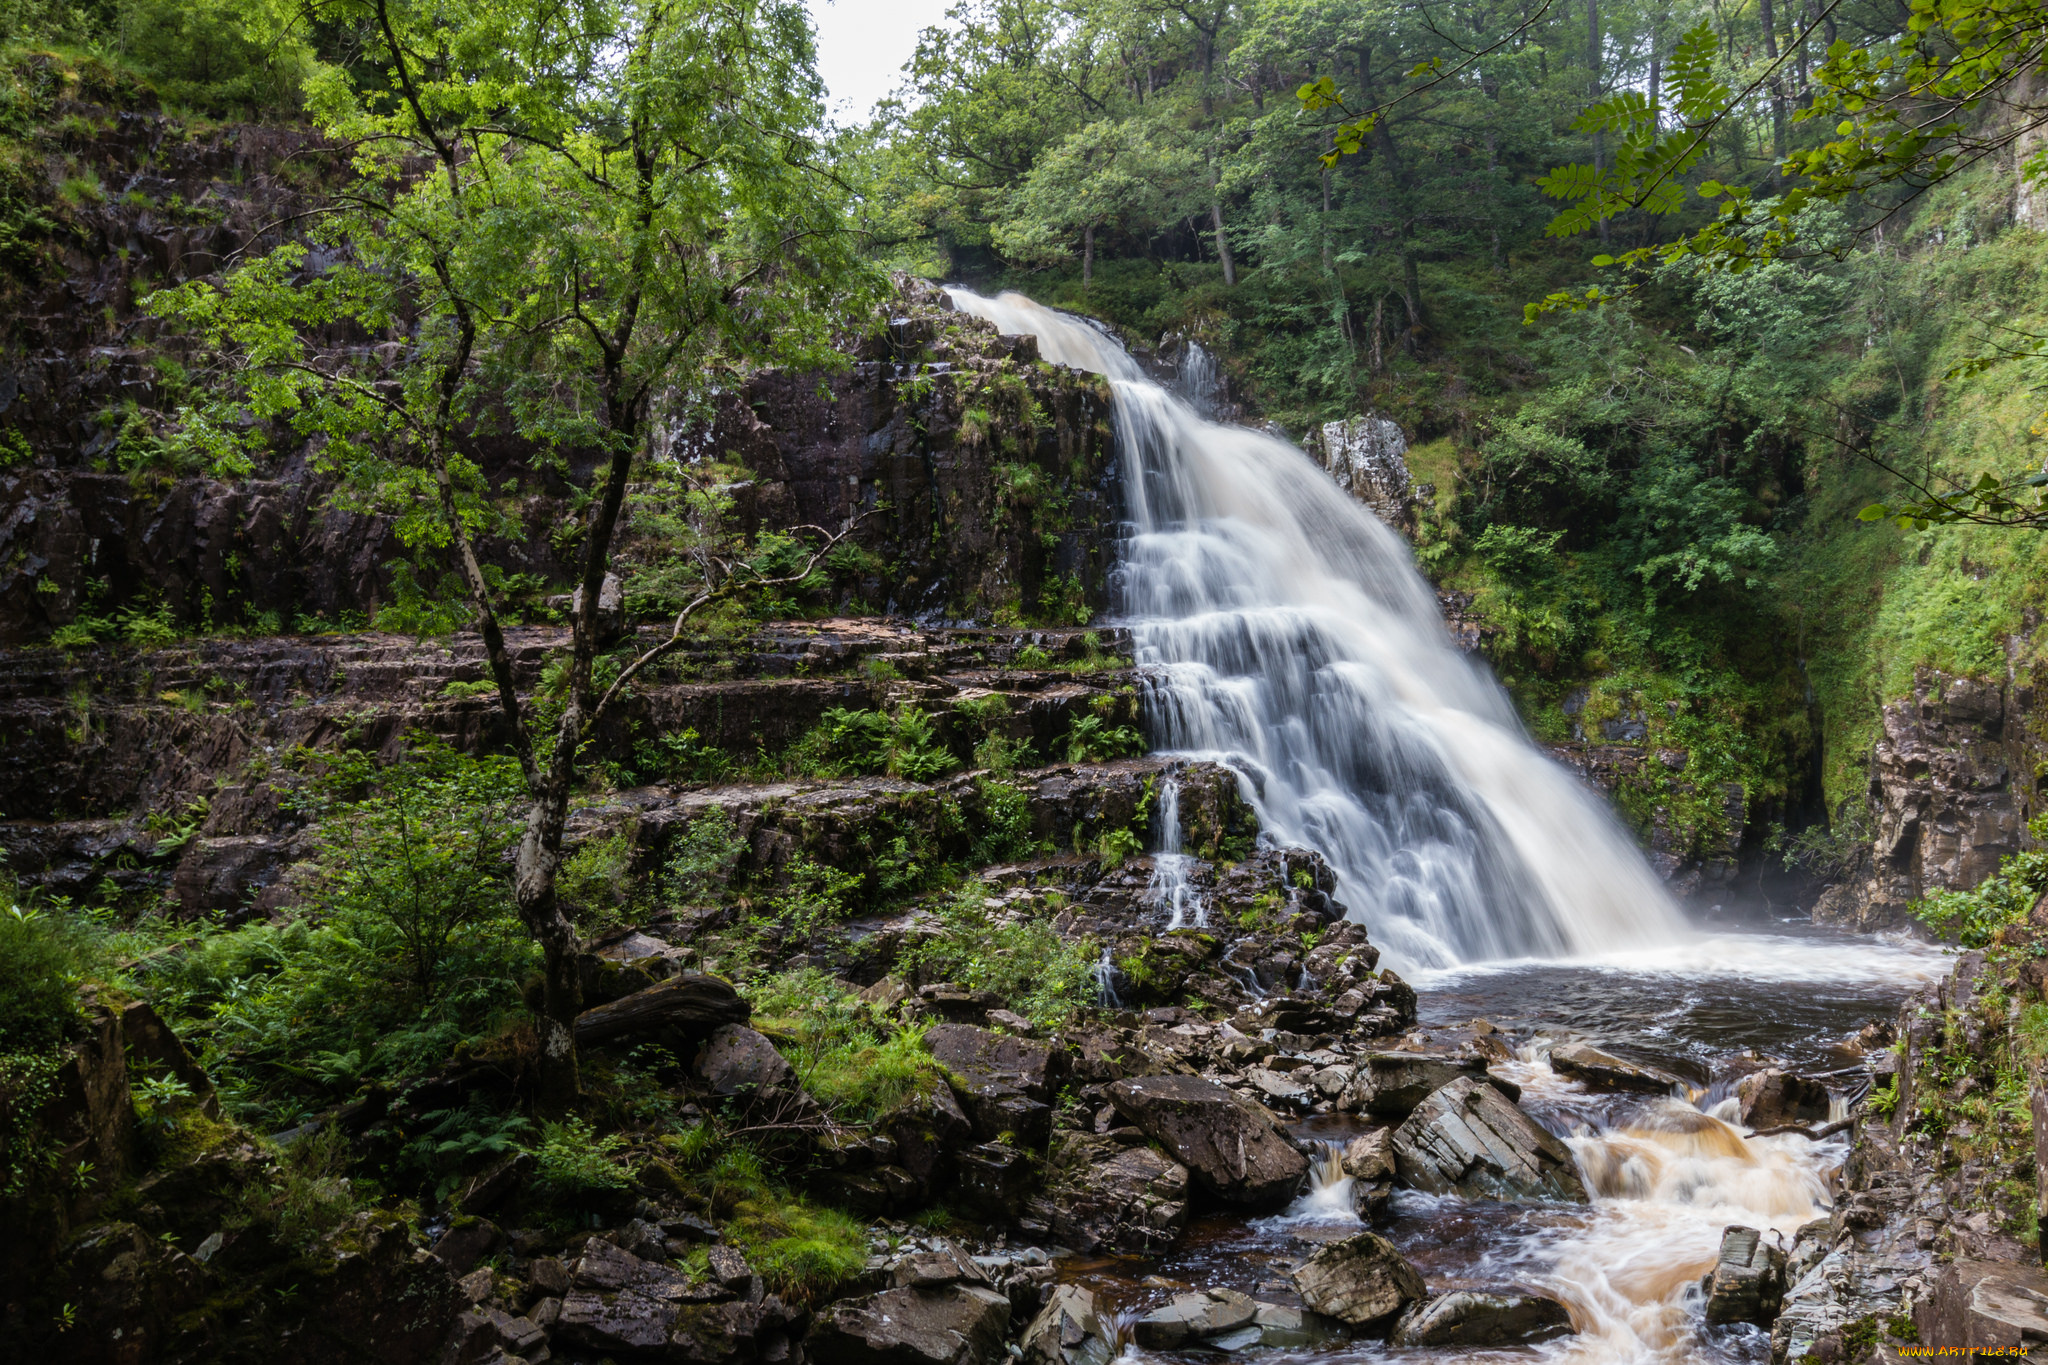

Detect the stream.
xmin=1061 ymin=929 xmax=1945 ymax=1363
xmin=941 ymin=287 xmax=1950 ymax=1361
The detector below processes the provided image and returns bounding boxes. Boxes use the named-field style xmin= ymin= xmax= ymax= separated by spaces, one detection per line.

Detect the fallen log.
xmin=574 ymin=972 xmax=750 ymax=1046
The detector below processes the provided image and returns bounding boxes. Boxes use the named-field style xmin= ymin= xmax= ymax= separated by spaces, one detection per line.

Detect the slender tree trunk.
xmin=1647 ymin=27 xmax=1661 ymax=122
xmin=1321 ymin=161 xmax=1334 ymax=274
xmin=1370 ymin=295 xmax=1385 ymax=372
xmin=1761 ymin=0 xmax=1786 ymax=170
xmin=1209 ymin=199 xmax=1235 ymax=285
xmin=1401 ymin=245 xmax=1423 ymax=351
xmin=1588 ymin=0 xmax=1609 ymax=244
xmin=1084 ymin=220 xmax=1096 ymax=285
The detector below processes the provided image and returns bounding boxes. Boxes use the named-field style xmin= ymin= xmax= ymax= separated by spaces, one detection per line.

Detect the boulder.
xmin=1916 ymin=1257 xmax=2048 ymax=1354
xmin=573 ymin=1236 xmax=688 ymax=1294
xmin=557 ymin=1288 xmax=679 ymax=1352
xmin=917 ymin=984 xmax=1003 ymax=1025
xmin=670 ymin=1297 xmax=805 ymax=1365
xmin=1549 ymin=1042 xmax=1682 ymax=1094
xmin=1391 ymin=1077 xmax=1589 ymax=1203
xmin=928 ymin=1024 xmax=1065 ymax=1147
xmin=574 ymin=973 xmax=750 ymax=1046
xmin=1736 ymin=1069 xmax=1831 ymax=1129
xmin=1133 ymin=1289 xmax=1259 ymax=1349
xmin=956 ymin=1141 xmax=1035 ymax=1219
xmin=1290 ymin=1231 xmax=1428 ymax=1328
xmin=888 ymin=1086 xmax=975 ymax=1193
xmin=891 ymin=1240 xmax=990 ymax=1289
xmin=1106 ymin=1074 xmax=1309 ymax=1209
xmin=1341 ymin=1131 xmax=1394 ymax=1181
xmin=925 ymin=1024 xmax=1067 ymax=1100
xmin=1246 ymin=1302 xmax=1347 ymax=1348
xmin=440 ymin=1306 xmax=549 ymax=1364
xmin=430 ymin=1216 xmax=506 ymax=1274
xmin=1701 ymin=1225 xmax=1788 ymax=1326
xmin=1389 ymin=1291 xmax=1574 ymax=1347
xmin=807 ymin=1284 xmax=1013 ymax=1365
xmin=1019 ymin=1285 xmax=1113 ymax=1365
xmin=1020 ymin=1131 xmax=1190 ymax=1254
xmin=1348 ymin=1053 xmax=1490 ymax=1118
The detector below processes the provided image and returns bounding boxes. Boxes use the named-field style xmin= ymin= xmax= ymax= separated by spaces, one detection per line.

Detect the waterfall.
xmin=948 ymin=287 xmax=1685 ymax=969
xmin=1146 ymin=773 xmax=1206 ymax=930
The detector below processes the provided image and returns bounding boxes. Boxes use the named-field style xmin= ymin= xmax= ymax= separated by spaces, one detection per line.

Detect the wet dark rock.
xmin=807 ymin=1284 xmax=1012 ymax=1365
xmin=890 ymin=1240 xmax=989 ymax=1289
xmin=1132 ymin=1289 xmax=1258 ymax=1348
xmin=575 ymin=973 xmax=751 ymax=1047
xmin=1811 ymin=669 xmax=2042 ymax=931
xmin=670 ymin=1296 xmax=806 ymax=1365
xmin=693 ymin=1024 xmax=823 ymax=1128
xmin=1916 ymin=1257 xmax=2048 ymax=1354
xmin=1247 ymin=1302 xmax=1347 ymax=1348
xmin=1390 ymin=1291 xmax=1572 ymax=1347
xmin=441 ymin=1305 xmax=548 ymax=1364
xmin=1737 ymin=1069 xmax=1831 ymax=1130
xmin=295 ymin=1212 xmax=468 ymax=1363
xmin=888 ymin=1085 xmax=975 ymax=1194
xmin=430 ymin=1217 xmax=506 ymax=1275
xmin=1106 ymin=1074 xmax=1309 ymax=1209
xmin=916 ymin=985 xmax=1004 ymax=1025
xmin=556 ymin=1287 xmax=680 ymax=1352
xmin=1347 ymin=1052 xmax=1492 ymax=1118
xmin=927 ymin=1023 xmax=1067 ymax=1148
xmin=1701 ymin=1225 xmax=1788 ymax=1326
xmin=451 ymin=1152 xmax=533 ymax=1215
xmin=1020 ymin=1131 xmax=1190 ymax=1253
xmin=1391 ymin=1076 xmax=1589 ymax=1203
xmin=1290 ymin=1230 xmax=1428 ymax=1328
xmin=955 ymin=1141 xmax=1036 ymax=1218
xmin=1019 ymin=1285 xmax=1113 ymax=1365
xmin=1549 ymin=1041 xmax=1683 ymax=1094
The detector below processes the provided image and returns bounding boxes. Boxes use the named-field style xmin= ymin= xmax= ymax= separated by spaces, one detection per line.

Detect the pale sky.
xmin=805 ymin=0 xmax=957 ymax=125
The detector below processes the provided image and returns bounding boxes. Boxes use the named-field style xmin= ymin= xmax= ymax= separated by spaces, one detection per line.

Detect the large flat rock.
xmin=1391 ymin=1076 xmax=1588 ymax=1203
xmin=1107 ymin=1074 xmax=1308 ymax=1209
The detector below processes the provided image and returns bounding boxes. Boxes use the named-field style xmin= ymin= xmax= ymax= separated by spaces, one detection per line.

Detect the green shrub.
xmin=793 ymin=706 xmax=959 ymax=782
xmin=664 ymin=808 xmax=747 ymax=906
xmin=297 ymin=738 xmax=526 ymax=1009
xmin=1913 ymin=814 xmax=2048 ymax=948
xmin=0 ymin=903 xmax=82 ymax=1051
xmin=558 ymin=831 xmax=636 ymax=931
xmin=532 ymin=1116 xmax=634 ymax=1196
xmin=896 ymin=881 xmax=1100 ymax=1027
xmin=1064 ymin=714 xmax=1144 ymax=763
xmin=745 ymin=969 xmax=940 ymax=1123
xmin=142 ymin=741 xmax=539 ymax=1128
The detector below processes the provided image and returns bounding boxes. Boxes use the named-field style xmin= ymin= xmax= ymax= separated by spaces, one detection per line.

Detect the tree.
xmin=993 ymin=116 xmax=1197 ymax=282
xmin=148 ymin=0 xmax=878 ymax=1107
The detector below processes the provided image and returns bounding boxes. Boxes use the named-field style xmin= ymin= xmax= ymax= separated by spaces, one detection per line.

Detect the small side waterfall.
xmin=1146 ymin=774 xmax=1205 ymax=930
xmin=1259 ymin=1138 xmax=1360 ymax=1228
xmin=949 ymin=287 xmax=1684 ymax=969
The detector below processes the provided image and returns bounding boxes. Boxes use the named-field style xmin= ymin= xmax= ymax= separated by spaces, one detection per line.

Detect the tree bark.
xmin=1761 ymin=0 xmax=1787 ymax=170
xmin=1588 ymin=0 xmax=1609 ymax=244
xmin=1084 ymin=220 xmax=1096 ymax=285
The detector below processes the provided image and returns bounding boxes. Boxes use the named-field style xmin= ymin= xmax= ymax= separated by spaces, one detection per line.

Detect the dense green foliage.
xmin=1915 ymin=815 xmax=2048 ymax=948
xmin=142 ymin=744 xmax=538 ymax=1129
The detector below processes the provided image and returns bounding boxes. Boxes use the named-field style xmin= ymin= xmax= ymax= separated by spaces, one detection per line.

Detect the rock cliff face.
xmin=0 ymin=100 xmax=1119 ymax=644
xmin=1303 ymin=416 xmax=1417 ymax=532
xmin=1815 ymin=667 xmax=2046 ymax=931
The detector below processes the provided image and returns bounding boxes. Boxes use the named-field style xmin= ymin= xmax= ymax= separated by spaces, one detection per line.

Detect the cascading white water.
xmin=1147 ymin=774 xmax=1206 ymax=930
xmin=948 ymin=288 xmax=1686 ymax=969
